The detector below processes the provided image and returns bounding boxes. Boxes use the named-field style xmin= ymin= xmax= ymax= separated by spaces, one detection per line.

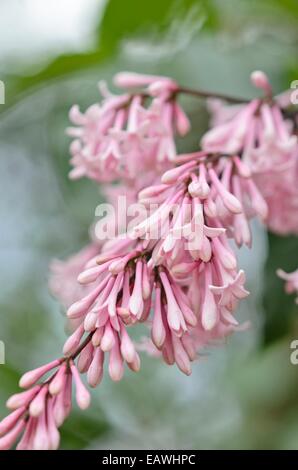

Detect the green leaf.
xmin=60 ymin=410 xmax=110 ymax=450
xmin=0 ymin=364 xmax=21 ymax=417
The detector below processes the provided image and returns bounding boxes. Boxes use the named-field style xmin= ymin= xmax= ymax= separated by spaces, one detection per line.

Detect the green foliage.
xmin=3 ymin=0 xmax=216 ymax=110
xmin=60 ymin=411 xmax=110 ymax=449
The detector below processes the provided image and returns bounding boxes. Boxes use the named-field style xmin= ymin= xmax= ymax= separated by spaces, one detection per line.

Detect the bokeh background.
xmin=0 ymin=0 xmax=298 ymax=450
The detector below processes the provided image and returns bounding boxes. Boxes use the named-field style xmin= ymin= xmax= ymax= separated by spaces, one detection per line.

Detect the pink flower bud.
xmin=101 ymin=322 xmax=115 ymax=352
xmin=6 ymin=386 xmax=40 ymax=410
xmin=114 ymin=72 xmax=175 ymax=89
xmin=161 ymin=160 xmax=196 ymax=184
xmin=181 ymin=334 xmax=196 ymax=361
xmin=151 ymin=286 xmax=166 ymax=348
xmin=92 ymin=327 xmax=104 ymax=347
xmin=0 ymin=406 xmax=26 ymax=437
xmin=87 ymin=348 xmax=104 ymax=388
xmin=209 ymin=168 xmax=242 ymax=214
xmin=49 ymin=364 xmax=67 ymax=396
xmin=233 ymin=156 xmax=251 ymax=178
xmin=172 ymin=335 xmax=192 ymax=376
xmin=70 ymin=363 xmax=91 ymax=410
xmin=29 ymin=385 xmax=48 ymax=417
xmin=129 ymin=261 xmax=144 ymax=317
xmin=108 ymin=273 xmax=124 ymax=317
xmin=84 ymin=311 xmax=98 ymax=332
xmin=138 ymin=184 xmax=169 ymax=200
xmin=78 ymin=263 xmax=109 ymax=284
xmin=142 ymin=263 xmax=151 ymax=300
xmin=127 ymin=352 xmax=141 ymax=372
xmin=246 ymin=179 xmax=268 ymax=220
xmin=201 ymin=267 xmax=218 ymax=331
xmin=67 ymin=285 xmax=101 ymax=319
xmin=160 ymin=272 xmax=186 ymax=334
xmin=19 ymin=360 xmax=60 ymax=389
xmin=108 ymin=342 xmax=124 ymax=381
xmin=250 ymin=70 xmax=272 ymax=96
xmin=33 ymin=412 xmax=49 ymax=450
xmin=120 ymin=324 xmax=136 ymax=363
xmin=174 ymin=103 xmax=191 ymax=136
xmin=0 ymin=419 xmax=25 ymax=450
xmin=63 ymin=325 xmax=84 ymax=356
xmin=47 ymin=399 xmax=60 ymax=450
xmin=53 ymin=375 xmax=71 ymax=427
xmin=69 ymin=105 xmax=86 ymax=125
xmin=77 ymin=342 xmax=94 ymax=373
xmin=212 ymin=237 xmax=237 ymax=270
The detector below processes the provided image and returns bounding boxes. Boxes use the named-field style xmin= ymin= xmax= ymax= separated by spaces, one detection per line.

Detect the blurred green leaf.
xmin=270 ymin=0 xmax=298 ymax=16
xmin=226 ymin=337 xmax=298 ymax=449
xmin=2 ymin=0 xmax=218 ymax=111
xmin=98 ymin=0 xmax=218 ymax=48
xmin=60 ymin=410 xmax=110 ymax=450
xmin=0 ymin=364 xmax=20 ymax=413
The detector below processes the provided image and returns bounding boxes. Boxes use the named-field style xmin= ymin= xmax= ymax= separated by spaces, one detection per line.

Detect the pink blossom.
xmin=277 ymin=268 xmax=298 ymax=304
xmin=0 ymin=360 xmax=90 ymax=450
xmin=202 ymin=70 xmax=298 ymax=235
xmin=67 ymin=74 xmax=190 ymax=183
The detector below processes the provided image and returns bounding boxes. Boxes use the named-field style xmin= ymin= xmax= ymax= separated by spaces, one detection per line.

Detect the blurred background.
xmin=0 ymin=0 xmax=298 ymax=450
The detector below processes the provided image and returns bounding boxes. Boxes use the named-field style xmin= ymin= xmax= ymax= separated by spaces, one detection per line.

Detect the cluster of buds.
xmin=0 ymin=359 xmax=90 ymax=450
xmin=67 ymin=73 xmax=190 ymax=183
xmin=202 ymin=71 xmax=298 ymax=235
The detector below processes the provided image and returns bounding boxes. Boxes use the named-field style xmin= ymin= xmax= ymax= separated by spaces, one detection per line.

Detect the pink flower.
xmin=277 ymin=268 xmax=298 ymax=304
xmin=67 ymin=73 xmax=190 ymax=183
xmin=209 ymin=269 xmax=249 ymax=310
xmin=202 ymin=70 xmax=298 ymax=235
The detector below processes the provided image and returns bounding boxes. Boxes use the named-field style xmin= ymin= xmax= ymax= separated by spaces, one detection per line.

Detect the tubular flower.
xmin=201 ymin=70 xmax=298 ymax=235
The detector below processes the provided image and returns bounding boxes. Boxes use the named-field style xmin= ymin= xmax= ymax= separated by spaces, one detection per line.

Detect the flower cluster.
xmin=1 ymin=71 xmax=297 ymax=450
xmin=67 ymin=73 xmax=190 ymax=183
xmin=0 ymin=359 xmax=90 ymax=450
xmin=202 ymin=71 xmax=298 ymax=235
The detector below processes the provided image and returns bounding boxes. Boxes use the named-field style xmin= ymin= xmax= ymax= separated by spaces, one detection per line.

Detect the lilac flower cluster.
xmin=1 ymin=71 xmax=297 ymax=450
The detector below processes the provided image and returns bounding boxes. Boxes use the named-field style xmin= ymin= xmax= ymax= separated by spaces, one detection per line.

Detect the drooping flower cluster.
xmin=202 ymin=71 xmax=298 ymax=235
xmin=57 ymin=151 xmax=257 ymax=378
xmin=67 ymin=73 xmax=190 ymax=183
xmin=1 ymin=71 xmax=297 ymax=450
